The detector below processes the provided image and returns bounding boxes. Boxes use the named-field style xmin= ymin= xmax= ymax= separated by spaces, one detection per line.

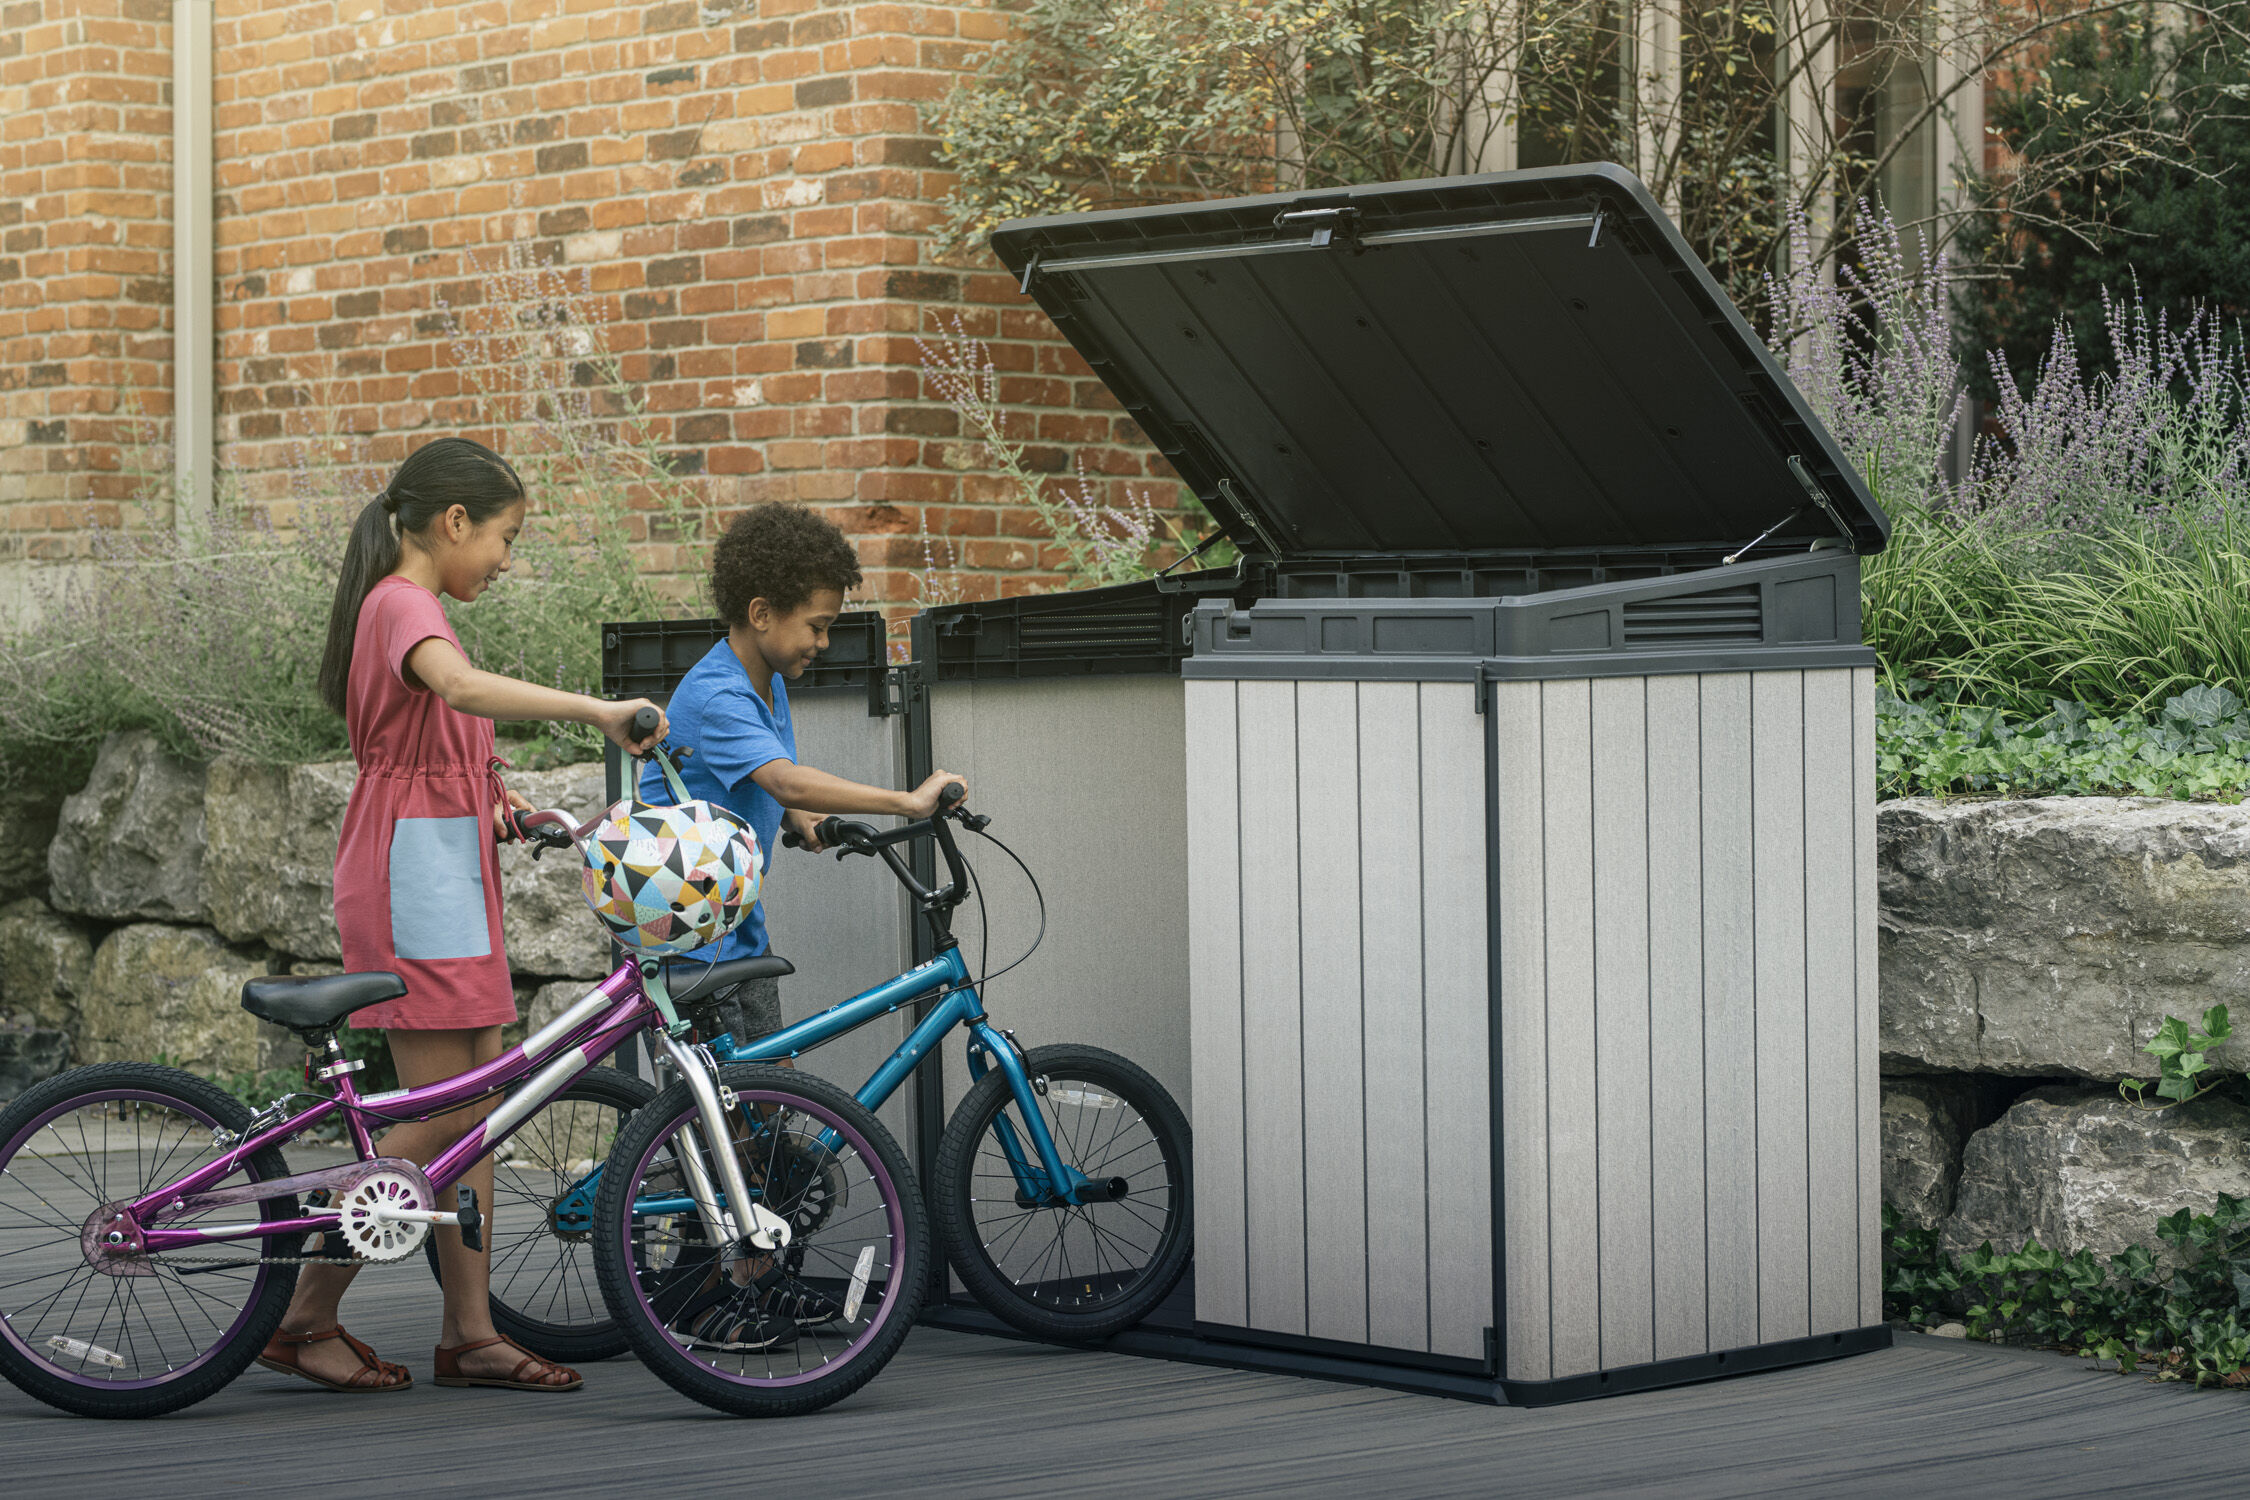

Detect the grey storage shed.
xmin=988 ymin=163 xmax=1893 ymax=1402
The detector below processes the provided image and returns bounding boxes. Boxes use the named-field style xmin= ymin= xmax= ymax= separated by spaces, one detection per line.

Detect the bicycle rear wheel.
xmin=592 ymin=1063 xmax=927 ymax=1416
xmin=425 ymin=1065 xmax=652 ymax=1362
xmin=933 ymin=1044 xmax=1192 ymax=1341
xmin=0 ymin=1063 xmax=300 ymax=1418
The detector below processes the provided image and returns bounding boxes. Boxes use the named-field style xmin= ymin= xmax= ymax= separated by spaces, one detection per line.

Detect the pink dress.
xmin=332 ymin=575 xmax=518 ymax=1030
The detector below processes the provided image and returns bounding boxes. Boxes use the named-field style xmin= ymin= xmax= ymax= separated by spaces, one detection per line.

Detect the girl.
xmin=256 ymin=437 xmax=665 ymax=1394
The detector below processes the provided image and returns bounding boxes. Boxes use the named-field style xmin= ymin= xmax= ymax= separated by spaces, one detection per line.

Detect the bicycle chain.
xmin=142 ymin=1251 xmax=367 ymax=1269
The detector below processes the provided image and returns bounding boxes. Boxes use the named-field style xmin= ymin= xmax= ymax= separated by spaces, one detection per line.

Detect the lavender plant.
xmin=915 ymin=315 xmax=1207 ymax=590
xmin=1775 ymin=205 xmax=2250 ymax=715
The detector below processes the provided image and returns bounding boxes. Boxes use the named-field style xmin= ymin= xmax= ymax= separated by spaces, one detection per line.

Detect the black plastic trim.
xmin=1498 ymin=1324 xmax=1894 ymax=1407
xmin=600 ymin=611 xmax=888 ymax=699
xmin=921 ymin=1302 xmax=1892 ymax=1408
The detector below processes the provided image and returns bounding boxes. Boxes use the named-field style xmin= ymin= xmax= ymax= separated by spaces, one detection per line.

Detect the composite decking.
xmin=1 ymin=1265 xmax=2242 ymax=1497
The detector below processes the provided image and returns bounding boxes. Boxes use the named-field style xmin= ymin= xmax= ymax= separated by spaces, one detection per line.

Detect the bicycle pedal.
xmin=456 ymin=1186 xmax=484 ymax=1252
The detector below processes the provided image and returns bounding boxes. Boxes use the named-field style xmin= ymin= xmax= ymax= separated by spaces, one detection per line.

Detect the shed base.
xmin=919 ymin=1290 xmax=1892 ymax=1406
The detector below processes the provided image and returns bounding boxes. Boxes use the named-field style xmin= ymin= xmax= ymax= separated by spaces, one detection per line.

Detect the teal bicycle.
xmin=477 ymin=772 xmax=1193 ymax=1358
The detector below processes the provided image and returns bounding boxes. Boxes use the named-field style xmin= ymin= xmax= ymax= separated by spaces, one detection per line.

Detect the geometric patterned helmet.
xmin=579 ymin=796 xmax=762 ymax=955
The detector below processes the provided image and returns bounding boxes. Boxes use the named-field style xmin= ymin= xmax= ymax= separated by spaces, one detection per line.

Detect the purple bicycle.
xmin=0 ymin=729 xmax=930 ymax=1419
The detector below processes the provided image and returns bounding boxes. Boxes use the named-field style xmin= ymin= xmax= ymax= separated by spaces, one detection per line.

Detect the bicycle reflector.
xmin=580 ymin=795 xmax=762 ymax=955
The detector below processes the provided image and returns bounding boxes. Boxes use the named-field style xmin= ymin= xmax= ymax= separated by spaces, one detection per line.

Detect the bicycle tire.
xmin=0 ymin=1063 xmax=301 ymax=1418
xmin=933 ymin=1044 xmax=1192 ymax=1341
xmin=592 ymin=1063 xmax=929 ymax=1416
xmin=424 ymin=1065 xmax=653 ymax=1362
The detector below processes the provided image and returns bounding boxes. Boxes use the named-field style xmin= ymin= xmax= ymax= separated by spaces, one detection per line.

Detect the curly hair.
xmin=711 ymin=503 xmax=863 ymax=625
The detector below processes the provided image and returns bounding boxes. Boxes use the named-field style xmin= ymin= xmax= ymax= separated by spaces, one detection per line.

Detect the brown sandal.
xmin=433 ymin=1335 xmax=583 ymax=1392
xmin=256 ymin=1325 xmax=413 ymax=1392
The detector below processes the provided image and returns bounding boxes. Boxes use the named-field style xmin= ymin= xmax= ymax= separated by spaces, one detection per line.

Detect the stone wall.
xmin=1879 ymin=796 xmax=2250 ymax=1262
xmin=0 ymin=727 xmax=617 ymax=1089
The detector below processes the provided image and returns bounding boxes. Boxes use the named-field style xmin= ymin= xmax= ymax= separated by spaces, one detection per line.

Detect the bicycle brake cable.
xmin=963 ymin=825 xmax=1047 ymax=991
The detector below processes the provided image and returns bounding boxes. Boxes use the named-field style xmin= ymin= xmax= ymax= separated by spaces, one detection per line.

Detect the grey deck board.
xmin=3 ymin=1266 xmax=2245 ymax=1499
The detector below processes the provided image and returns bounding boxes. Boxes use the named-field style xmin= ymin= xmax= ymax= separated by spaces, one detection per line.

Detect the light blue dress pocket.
xmin=388 ymin=816 xmax=492 ymax=961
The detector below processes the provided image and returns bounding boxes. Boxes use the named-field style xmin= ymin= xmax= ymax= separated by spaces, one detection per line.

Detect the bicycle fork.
xmin=964 ymin=1025 xmax=1125 ymax=1208
xmin=655 ymin=1033 xmax=792 ymax=1253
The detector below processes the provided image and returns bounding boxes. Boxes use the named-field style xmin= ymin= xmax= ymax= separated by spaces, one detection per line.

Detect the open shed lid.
xmin=990 ymin=164 xmax=1887 ymax=561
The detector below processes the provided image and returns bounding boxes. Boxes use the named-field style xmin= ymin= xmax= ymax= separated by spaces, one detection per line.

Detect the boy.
xmin=641 ymin=502 xmax=963 ymax=1046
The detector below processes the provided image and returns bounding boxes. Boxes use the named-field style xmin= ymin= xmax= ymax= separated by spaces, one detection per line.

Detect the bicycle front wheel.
xmin=425 ymin=1064 xmax=653 ymax=1362
xmin=933 ymin=1044 xmax=1192 ymax=1341
xmin=0 ymin=1064 xmax=301 ymax=1418
xmin=592 ymin=1064 xmax=927 ymax=1417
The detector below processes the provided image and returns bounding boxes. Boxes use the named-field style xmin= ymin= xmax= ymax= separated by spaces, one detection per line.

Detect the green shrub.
xmin=1878 ymin=683 xmax=2250 ymax=800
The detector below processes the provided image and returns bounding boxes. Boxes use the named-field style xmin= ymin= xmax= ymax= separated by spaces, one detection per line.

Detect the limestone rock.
xmin=1880 ymin=798 xmax=2250 ymax=1080
xmin=78 ymin=924 xmax=267 ymax=1077
xmin=0 ymin=781 xmax=59 ymax=902
xmin=1881 ymin=1077 xmax=1980 ymax=1234
xmin=0 ymin=897 xmax=93 ymax=1033
xmin=201 ymin=756 xmax=357 ymax=961
xmin=0 ymin=1026 xmax=70 ymax=1100
xmin=496 ymin=762 xmax=613 ymax=979
xmin=1941 ymin=1087 xmax=2250 ymax=1261
xmin=46 ymin=730 xmax=208 ymax=924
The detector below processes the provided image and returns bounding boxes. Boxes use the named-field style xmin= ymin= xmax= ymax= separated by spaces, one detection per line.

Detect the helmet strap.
xmin=646 ymin=745 xmax=695 ymax=808
xmin=640 ymin=961 xmax=690 ymax=1038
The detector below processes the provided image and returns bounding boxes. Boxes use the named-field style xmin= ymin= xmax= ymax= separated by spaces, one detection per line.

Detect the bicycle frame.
xmin=115 ymin=962 xmax=770 ymax=1258
xmin=705 ymin=947 xmax=1108 ymax=1209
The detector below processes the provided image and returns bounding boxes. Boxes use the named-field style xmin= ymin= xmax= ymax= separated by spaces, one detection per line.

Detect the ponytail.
xmin=318 ymin=436 xmax=525 ymax=715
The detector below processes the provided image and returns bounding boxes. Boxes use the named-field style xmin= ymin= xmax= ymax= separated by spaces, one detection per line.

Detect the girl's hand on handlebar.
xmin=781 ymin=808 xmax=828 ymax=855
xmin=597 ymin=698 xmax=668 ymax=754
xmin=904 ymin=770 xmax=966 ymax=820
xmin=493 ymin=788 xmax=535 ymax=841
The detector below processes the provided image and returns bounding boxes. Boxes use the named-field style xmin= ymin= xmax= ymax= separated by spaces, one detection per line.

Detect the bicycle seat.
xmin=662 ymin=954 xmax=795 ymax=1008
xmin=240 ymin=971 xmax=407 ymax=1034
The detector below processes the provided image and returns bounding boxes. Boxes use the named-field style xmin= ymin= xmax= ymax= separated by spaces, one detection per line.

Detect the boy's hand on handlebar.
xmin=597 ymin=698 xmax=668 ymax=755
xmin=781 ymin=808 xmax=828 ymax=855
xmin=904 ymin=770 xmax=967 ymax=819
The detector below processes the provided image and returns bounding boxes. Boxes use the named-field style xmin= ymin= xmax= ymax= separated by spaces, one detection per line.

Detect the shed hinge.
xmin=868 ymin=659 xmax=931 ymax=720
xmin=1274 ymin=205 xmax=1361 ymax=250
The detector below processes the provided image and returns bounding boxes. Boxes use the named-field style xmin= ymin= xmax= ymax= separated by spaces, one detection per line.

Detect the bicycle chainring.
xmin=334 ymin=1167 xmax=436 ymax=1263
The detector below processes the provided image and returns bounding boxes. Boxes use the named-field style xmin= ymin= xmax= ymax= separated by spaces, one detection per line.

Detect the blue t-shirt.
xmin=637 ymin=639 xmax=793 ymax=959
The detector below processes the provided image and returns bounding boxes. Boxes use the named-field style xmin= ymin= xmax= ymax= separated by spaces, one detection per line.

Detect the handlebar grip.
xmin=630 ymin=705 xmax=661 ymax=742
xmin=781 ymin=829 xmax=807 ymax=850
xmin=817 ymin=816 xmax=849 ymax=847
xmin=938 ymin=782 xmax=966 ymax=808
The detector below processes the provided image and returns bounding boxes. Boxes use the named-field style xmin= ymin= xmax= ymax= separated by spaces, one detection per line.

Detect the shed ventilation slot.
xmin=1018 ymin=602 xmax=1167 ymax=658
xmin=1620 ymin=586 xmax=1762 ymax=647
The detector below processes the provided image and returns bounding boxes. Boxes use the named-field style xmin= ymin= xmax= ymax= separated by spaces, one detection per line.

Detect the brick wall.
xmin=0 ymin=0 xmax=175 ymax=576
xmin=3 ymin=0 xmax=1187 ymax=621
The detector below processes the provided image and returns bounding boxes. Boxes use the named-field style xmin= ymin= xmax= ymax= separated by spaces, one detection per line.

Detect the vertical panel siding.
xmin=1237 ymin=681 xmax=1309 ymax=1335
xmin=1297 ymin=682 xmax=1369 ymax=1346
xmin=1589 ymin=677 xmax=1654 ymax=1369
xmin=1802 ymin=669 xmax=1861 ymax=1334
xmin=1700 ymin=672 xmax=1759 ymax=1351
xmin=1491 ymin=679 xmax=1551 ymax=1382
xmin=1359 ymin=682 xmax=1431 ymax=1354
xmin=1643 ymin=675 xmax=1708 ymax=1362
xmin=1540 ymin=678 xmax=1602 ymax=1379
xmin=1853 ymin=667 xmax=1882 ymax=1326
xmin=1750 ymin=672 xmax=1811 ymax=1342
xmin=1185 ymin=680 xmax=1248 ymax=1329
xmin=1420 ymin=683 xmax=1493 ymax=1362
